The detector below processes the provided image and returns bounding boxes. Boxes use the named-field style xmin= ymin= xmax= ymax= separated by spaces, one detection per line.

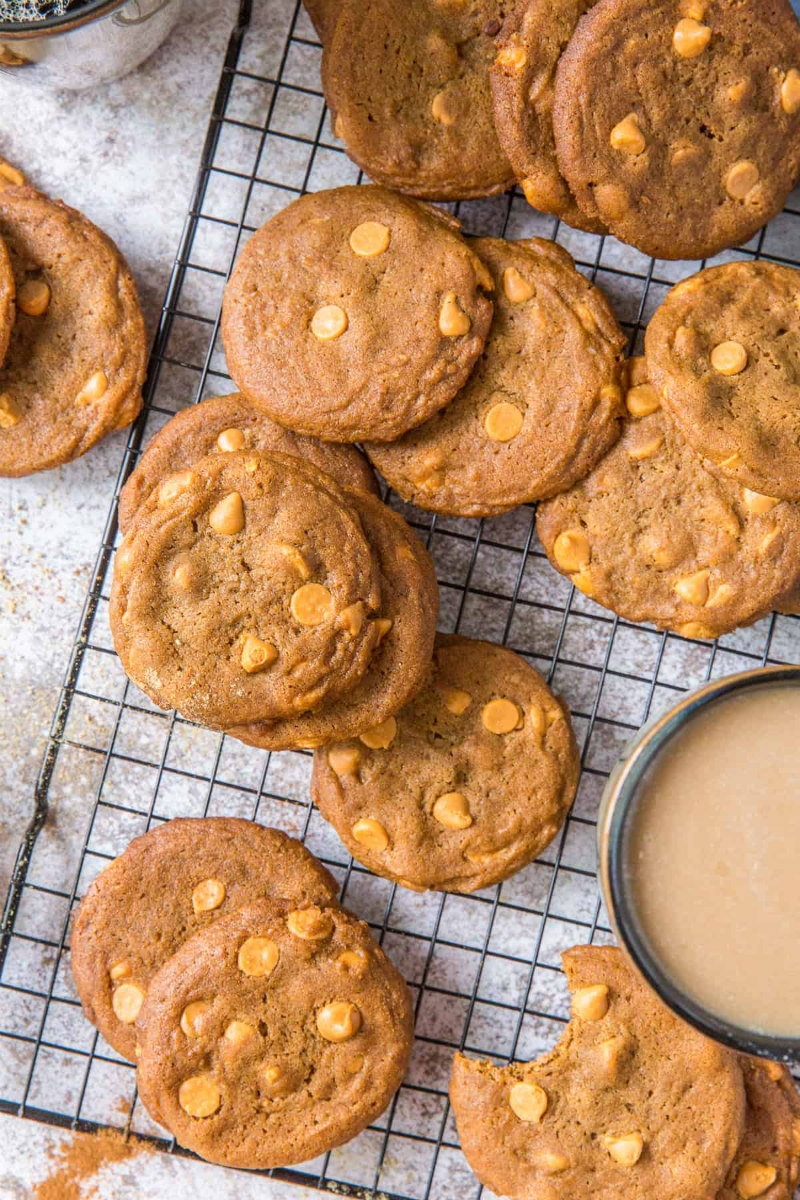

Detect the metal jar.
xmin=0 ymin=0 xmax=185 ymax=90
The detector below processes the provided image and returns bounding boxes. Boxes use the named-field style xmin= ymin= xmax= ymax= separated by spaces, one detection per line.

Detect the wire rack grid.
xmin=1 ymin=1 xmax=799 ymax=1196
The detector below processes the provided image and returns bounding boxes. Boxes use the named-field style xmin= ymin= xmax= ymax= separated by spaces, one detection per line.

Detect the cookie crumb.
xmin=35 ymin=1128 xmax=150 ymax=1200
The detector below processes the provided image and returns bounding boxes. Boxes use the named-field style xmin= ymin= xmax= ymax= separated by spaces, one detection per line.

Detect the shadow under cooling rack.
xmin=1 ymin=2 xmax=799 ymax=1198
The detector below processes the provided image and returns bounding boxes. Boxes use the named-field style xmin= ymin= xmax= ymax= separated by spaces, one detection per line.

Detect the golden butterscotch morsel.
xmin=626 ymin=383 xmax=661 ymax=417
xmin=484 ymin=400 xmax=523 ymax=442
xmin=718 ymin=450 xmax=743 ymax=470
xmin=571 ymin=983 xmax=609 ymax=1021
xmin=109 ymin=959 xmax=132 ymax=981
xmin=0 ymin=393 xmax=21 ymax=429
xmin=338 ymin=601 xmax=365 ymax=637
xmin=75 ymin=370 xmax=109 ymax=407
xmin=328 ymin=744 xmax=361 ymax=777
xmin=359 ymin=715 xmax=397 ymax=750
xmin=609 ymin=113 xmax=646 ymax=156
xmin=481 ymin=697 xmax=521 ymax=735
xmin=374 ymin=616 xmax=393 ymax=644
xmin=259 ymin=1063 xmax=293 ymax=1095
xmin=158 ymin=468 xmax=194 ymax=506
xmin=574 ymin=302 xmax=597 ymax=334
xmin=316 ymin=1000 xmax=362 ymax=1042
xmin=431 ymin=87 xmax=458 ymax=126
xmin=672 ymin=568 xmax=710 ymax=606
xmin=604 ymin=1132 xmax=644 ymax=1166
xmin=553 ymin=528 xmax=591 ymax=573
xmin=290 ymin=582 xmax=333 ymax=626
xmin=725 ymin=160 xmax=760 ymax=200
xmin=503 ymin=266 xmax=535 ymax=304
xmin=173 ymin=562 xmax=192 ymax=590
xmin=240 ymin=633 xmax=278 ymax=674
xmin=710 ymin=340 xmax=748 ymax=375
xmin=509 ymin=1081 xmax=548 ymax=1123
xmin=237 ymin=936 xmax=279 ymax=978
xmin=432 ymin=791 xmax=473 ymax=830
xmin=0 ymin=159 xmax=24 ymax=188
xmin=192 ymin=877 xmax=226 ymax=914
xmin=223 ymin=1019 xmax=257 ymax=1047
xmin=495 ymin=41 xmax=527 ymax=71
xmin=742 ymin=488 xmax=779 ymax=515
xmin=597 ymin=1035 xmax=627 ymax=1076
xmin=311 ymin=304 xmax=348 ymax=340
xmin=735 ymin=1161 xmax=777 ymax=1198
xmin=216 ymin=426 xmax=246 ymax=452
xmin=678 ymin=620 xmax=716 ymax=639
xmin=439 ymin=291 xmax=471 ymax=337
xmin=443 ymin=686 xmax=472 ymax=715
xmin=571 ymin=565 xmax=599 ymax=599
xmin=209 ymin=491 xmax=245 ymax=535
xmin=781 ymin=68 xmax=800 ymax=114
xmin=179 ymin=1075 xmax=221 ymax=1119
xmin=352 ymin=817 xmax=390 ymax=851
xmin=336 ymin=947 xmax=369 ymax=975
xmin=180 ymin=1000 xmax=211 ymax=1037
xmin=349 ymin=220 xmax=391 ymax=257
xmin=111 ymin=981 xmax=144 ymax=1024
xmin=535 ymin=1152 xmax=569 ymax=1175
xmin=672 ymin=17 xmax=711 ymax=57
xmin=627 ymin=431 xmax=664 ymax=461
xmin=17 ymin=279 xmax=51 ymax=317
xmin=287 ymin=906 xmax=334 ymax=941
xmin=277 ymin=543 xmax=311 ymax=580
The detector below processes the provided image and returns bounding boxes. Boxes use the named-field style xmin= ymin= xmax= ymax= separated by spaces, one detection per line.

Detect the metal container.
xmin=0 ymin=0 xmax=184 ymax=89
xmin=598 ymin=665 xmax=800 ymax=1063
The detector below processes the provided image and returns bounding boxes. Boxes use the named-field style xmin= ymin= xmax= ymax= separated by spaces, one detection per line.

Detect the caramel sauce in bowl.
xmin=599 ymin=666 xmax=800 ymax=1062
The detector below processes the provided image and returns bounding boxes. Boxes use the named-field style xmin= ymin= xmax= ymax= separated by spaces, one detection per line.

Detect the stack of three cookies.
xmin=70 ymin=817 xmax=414 ymax=1169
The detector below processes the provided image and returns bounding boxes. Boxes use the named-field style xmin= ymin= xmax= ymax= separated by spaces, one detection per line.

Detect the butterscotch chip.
xmin=571 ymin=983 xmax=609 ymax=1021
xmin=238 ymin=936 xmax=279 ymax=978
xmin=192 ymin=878 xmax=226 ymax=914
xmin=287 ymin=906 xmax=334 ymax=941
xmin=609 ymin=113 xmax=646 ymax=155
xmin=179 ymin=1075 xmax=221 ymax=1119
xmin=484 ymin=400 xmax=523 ymax=442
xmin=431 ymin=88 xmax=458 ymax=126
xmin=0 ymin=160 xmax=24 ymax=188
xmin=626 ymin=382 xmax=661 ymax=417
xmin=439 ymin=291 xmax=471 ymax=337
xmin=109 ymin=960 xmax=131 ymax=981
xmin=223 ymin=1019 xmax=257 ymax=1047
xmin=290 ymin=583 xmax=334 ymax=626
xmin=496 ymin=41 xmax=527 ymax=70
xmin=181 ymin=1000 xmax=211 ymax=1037
xmin=76 ymin=370 xmax=108 ymax=406
xmin=781 ymin=68 xmax=800 ymax=115
xmin=337 ymin=601 xmax=365 ymax=637
xmin=450 ymin=945 xmax=746 ymax=1200
xmin=312 ymin=634 xmax=578 ymax=893
xmin=553 ymin=528 xmax=591 ymax=573
xmin=598 ymin=1035 xmax=627 ymax=1076
xmin=503 ymin=266 xmax=534 ymax=303
xmin=673 ymin=17 xmax=711 ymax=56
xmin=209 ymin=491 xmax=245 ymax=535
xmin=328 ymin=745 xmax=361 ymax=777
xmin=359 ymin=716 xmax=397 ymax=750
xmin=216 ymin=426 xmax=246 ymax=452
xmin=317 ymin=1000 xmax=362 ymax=1042
xmin=742 ymin=489 xmax=779 ymax=515
xmin=17 ymin=279 xmax=50 ymax=317
xmin=0 ymin=392 xmax=21 ymax=429
xmin=240 ymin=634 xmax=278 ymax=674
xmin=349 ymin=220 xmax=391 ymax=256
xmin=111 ymin=981 xmax=144 ymax=1024
xmin=711 ymin=340 xmax=748 ymax=376
xmin=159 ymin=469 xmax=194 ymax=505
xmin=725 ymin=161 xmax=760 ymax=200
xmin=336 ymin=948 xmax=369 ymax=974
xmin=673 ymin=568 xmax=710 ymax=606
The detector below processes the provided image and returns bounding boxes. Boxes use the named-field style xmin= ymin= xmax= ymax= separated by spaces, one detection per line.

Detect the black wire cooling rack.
xmin=2 ymin=1 xmax=799 ymax=1196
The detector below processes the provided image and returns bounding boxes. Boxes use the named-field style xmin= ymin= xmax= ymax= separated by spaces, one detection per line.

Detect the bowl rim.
xmin=599 ymin=663 xmax=800 ymax=1063
xmin=0 ymin=0 xmax=127 ymax=37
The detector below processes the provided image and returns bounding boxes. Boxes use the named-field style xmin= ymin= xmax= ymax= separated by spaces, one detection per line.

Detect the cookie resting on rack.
xmin=450 ymin=945 xmax=747 ymax=1200
xmin=366 ymin=237 xmax=625 ymax=517
xmin=717 ymin=1057 xmax=800 ymax=1200
xmin=135 ymin=898 xmax=414 ymax=1168
xmin=118 ymin=392 xmax=378 ymax=535
xmin=552 ymin=0 xmax=800 ymax=260
xmin=110 ymin=450 xmax=383 ymax=727
xmin=221 ymin=185 xmax=494 ymax=443
xmin=229 ymin=491 xmax=438 ymax=751
xmin=311 ymin=635 xmax=580 ymax=893
xmin=70 ymin=818 xmax=338 ymax=1062
xmin=536 ymin=358 xmax=800 ymax=640
xmin=0 ymin=186 xmax=146 ymax=476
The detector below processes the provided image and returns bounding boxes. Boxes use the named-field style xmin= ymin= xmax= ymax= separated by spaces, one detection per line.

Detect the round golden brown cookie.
xmin=489 ymin=0 xmax=605 ymax=234
xmin=366 ymin=237 xmax=626 ymax=517
xmin=552 ymin=0 xmax=800 ymax=261
xmin=70 ymin=818 xmax=338 ymax=1063
xmin=718 ymin=1058 xmax=800 ymax=1200
xmin=536 ymin=357 xmax=800 ymax=640
xmin=221 ymin=186 xmax=494 ymax=443
xmin=0 ymin=186 xmax=146 ymax=476
xmin=646 ymin=261 xmax=800 ymax=501
xmin=0 ymin=234 xmax=14 ymax=367
xmin=311 ymin=634 xmax=579 ymax=893
xmin=322 ymin=0 xmax=515 ymax=200
xmin=135 ymin=897 xmax=414 ymax=1167
xmin=229 ymin=492 xmax=438 ymax=751
xmin=110 ymin=450 xmax=382 ymax=727
xmin=117 ymin=393 xmax=378 ymax=535
xmin=450 ymin=944 xmax=746 ymax=1200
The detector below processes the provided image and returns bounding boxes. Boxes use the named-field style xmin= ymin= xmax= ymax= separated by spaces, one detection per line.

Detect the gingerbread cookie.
xmin=311 ymin=634 xmax=579 ymax=893
xmin=0 ymin=234 xmax=14 ymax=367
xmin=229 ymin=491 xmax=438 ymax=750
xmin=118 ymin=393 xmax=378 ymax=535
xmin=450 ymin=944 xmax=746 ymax=1200
xmin=221 ymin=186 xmax=494 ymax=443
xmin=322 ymin=0 xmax=515 ymax=200
xmin=110 ymin=450 xmax=382 ymax=727
xmin=719 ymin=1058 xmax=800 ymax=1200
xmin=0 ymin=186 xmax=146 ymax=476
xmin=490 ymin=0 xmax=605 ymax=233
xmin=536 ymin=357 xmax=800 ymax=639
xmin=135 ymin=897 xmax=414 ymax=1167
xmin=70 ymin=818 xmax=338 ymax=1062
xmin=367 ymin=237 xmax=625 ymax=517
xmin=553 ymin=0 xmax=800 ymax=260
xmin=646 ymin=261 xmax=800 ymax=501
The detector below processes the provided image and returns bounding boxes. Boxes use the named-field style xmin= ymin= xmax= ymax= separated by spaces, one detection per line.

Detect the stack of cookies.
xmin=71 ymin=817 xmax=414 ymax=1169
xmin=451 ymin=945 xmax=800 ymax=1200
xmin=0 ymin=173 xmax=146 ymax=476
xmin=310 ymin=0 xmax=800 ymax=261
